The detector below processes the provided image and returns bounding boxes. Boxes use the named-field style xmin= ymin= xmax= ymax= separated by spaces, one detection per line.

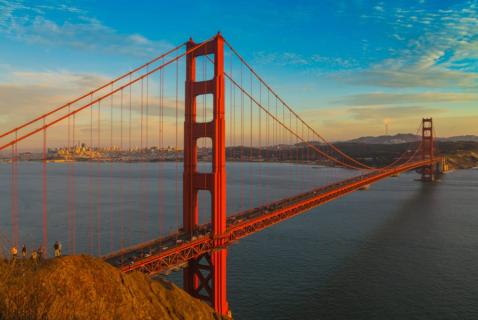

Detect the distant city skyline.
xmin=0 ymin=0 xmax=477 ymax=142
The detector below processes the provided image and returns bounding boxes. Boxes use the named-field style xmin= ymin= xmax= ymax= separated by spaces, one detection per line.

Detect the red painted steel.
xmin=183 ymin=33 xmax=228 ymax=315
xmin=42 ymin=121 xmax=48 ymax=254
xmin=421 ymin=118 xmax=435 ymax=181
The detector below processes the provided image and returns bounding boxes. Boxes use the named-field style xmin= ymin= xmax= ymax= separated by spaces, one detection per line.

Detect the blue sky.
xmin=0 ymin=0 xmax=477 ymax=139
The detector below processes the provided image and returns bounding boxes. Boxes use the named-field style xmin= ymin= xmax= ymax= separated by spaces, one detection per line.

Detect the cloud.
xmin=0 ymin=69 xmax=186 ymax=150
xmin=253 ymin=52 xmax=309 ymax=66
xmin=293 ymin=105 xmax=476 ymax=141
xmin=0 ymin=69 xmax=185 ymax=122
xmin=347 ymin=106 xmax=445 ymax=121
xmin=253 ymin=51 xmax=358 ymax=70
xmin=374 ymin=5 xmax=384 ymax=12
xmin=128 ymin=34 xmax=152 ymax=45
xmin=9 ymin=70 xmax=108 ymax=88
xmin=0 ymin=0 xmax=173 ymax=57
xmin=334 ymin=92 xmax=478 ymax=106
xmin=0 ymin=70 xmax=108 ymax=125
xmin=335 ymin=1 xmax=478 ymax=89
xmin=312 ymin=114 xmax=478 ymax=140
xmin=332 ymin=61 xmax=478 ymax=88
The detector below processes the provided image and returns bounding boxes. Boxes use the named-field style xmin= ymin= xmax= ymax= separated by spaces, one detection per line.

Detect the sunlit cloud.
xmin=297 ymin=105 xmax=474 ymax=140
xmin=334 ymin=92 xmax=478 ymax=106
xmin=332 ymin=66 xmax=478 ymax=88
xmin=347 ymin=106 xmax=445 ymax=121
xmin=0 ymin=69 xmax=188 ymax=150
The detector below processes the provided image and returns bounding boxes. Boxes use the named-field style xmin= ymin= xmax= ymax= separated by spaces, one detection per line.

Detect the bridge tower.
xmin=421 ymin=118 xmax=435 ymax=181
xmin=183 ymin=34 xmax=229 ymax=315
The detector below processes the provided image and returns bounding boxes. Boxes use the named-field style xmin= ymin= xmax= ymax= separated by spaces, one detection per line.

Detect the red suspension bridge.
xmin=0 ymin=34 xmax=445 ymax=316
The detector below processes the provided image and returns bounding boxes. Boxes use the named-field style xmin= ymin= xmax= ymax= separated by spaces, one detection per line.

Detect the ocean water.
xmin=0 ymin=163 xmax=477 ymax=319
xmin=227 ymin=169 xmax=478 ymax=319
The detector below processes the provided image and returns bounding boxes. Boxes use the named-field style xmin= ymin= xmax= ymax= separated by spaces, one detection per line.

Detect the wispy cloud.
xmin=0 ymin=0 xmax=173 ymax=57
xmin=296 ymin=104 xmax=474 ymax=140
xmin=335 ymin=61 xmax=478 ymax=88
xmin=253 ymin=51 xmax=358 ymax=70
xmin=335 ymin=0 xmax=478 ymax=89
xmin=347 ymin=105 xmax=445 ymax=121
xmin=334 ymin=92 xmax=478 ymax=106
xmin=0 ymin=69 xmax=182 ymax=121
xmin=0 ymin=69 xmax=184 ymax=149
xmin=0 ymin=70 xmax=108 ymax=125
xmin=253 ymin=51 xmax=309 ymax=66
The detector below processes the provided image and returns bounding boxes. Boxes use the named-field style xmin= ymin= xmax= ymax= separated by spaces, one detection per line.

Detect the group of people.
xmin=9 ymin=241 xmax=62 ymax=263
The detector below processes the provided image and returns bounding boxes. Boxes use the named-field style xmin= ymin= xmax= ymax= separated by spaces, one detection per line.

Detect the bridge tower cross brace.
xmin=421 ymin=117 xmax=435 ymax=181
xmin=183 ymin=34 xmax=229 ymax=315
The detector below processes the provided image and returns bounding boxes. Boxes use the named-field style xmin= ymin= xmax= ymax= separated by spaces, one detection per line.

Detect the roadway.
xmin=104 ymin=159 xmax=440 ymax=276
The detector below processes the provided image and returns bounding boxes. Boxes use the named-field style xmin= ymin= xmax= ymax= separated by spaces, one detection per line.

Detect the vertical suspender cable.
xmin=295 ymin=117 xmax=299 ymax=192
xmin=275 ymin=97 xmax=278 ymax=166
xmin=119 ymin=88 xmax=124 ymax=251
xmin=249 ymin=72 xmax=253 ymax=208
xmin=158 ymin=60 xmax=165 ymax=238
xmin=203 ymin=57 xmax=207 ymax=152
xmin=97 ymin=100 xmax=102 ymax=256
xmin=266 ymin=90 xmax=270 ymax=202
xmin=42 ymin=123 xmax=47 ymax=255
xmin=89 ymin=94 xmax=94 ymax=254
xmin=145 ymin=68 xmax=150 ymax=240
xmin=258 ymin=82 xmax=262 ymax=204
xmin=175 ymin=58 xmax=179 ymax=236
xmin=67 ymin=105 xmax=71 ymax=253
xmin=72 ymin=113 xmax=76 ymax=254
xmin=11 ymin=140 xmax=15 ymax=248
xmin=140 ymin=78 xmax=145 ymax=242
xmin=239 ymin=63 xmax=245 ymax=211
xmin=229 ymin=56 xmax=233 ymax=149
xmin=128 ymin=75 xmax=132 ymax=247
xmin=158 ymin=64 xmax=164 ymax=240
xmin=10 ymin=132 xmax=17 ymax=248
xmin=109 ymin=84 xmax=114 ymax=253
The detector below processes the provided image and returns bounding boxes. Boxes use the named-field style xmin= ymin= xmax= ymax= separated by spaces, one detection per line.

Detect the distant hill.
xmin=348 ymin=134 xmax=478 ymax=144
xmin=348 ymin=134 xmax=419 ymax=144
xmin=440 ymin=135 xmax=478 ymax=142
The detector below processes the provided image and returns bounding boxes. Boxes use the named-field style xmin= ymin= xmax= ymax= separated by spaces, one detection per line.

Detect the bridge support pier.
xmin=183 ymin=34 xmax=229 ymax=316
xmin=421 ymin=118 xmax=435 ymax=182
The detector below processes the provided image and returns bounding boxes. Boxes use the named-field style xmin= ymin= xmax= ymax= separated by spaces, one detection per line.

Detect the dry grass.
xmin=0 ymin=255 xmax=228 ymax=320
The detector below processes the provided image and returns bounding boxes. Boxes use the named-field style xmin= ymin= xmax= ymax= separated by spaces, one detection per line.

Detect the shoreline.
xmin=0 ymin=158 xmax=476 ymax=170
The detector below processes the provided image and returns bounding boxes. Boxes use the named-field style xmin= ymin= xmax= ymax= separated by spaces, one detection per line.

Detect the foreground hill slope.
xmin=0 ymin=255 xmax=225 ymax=320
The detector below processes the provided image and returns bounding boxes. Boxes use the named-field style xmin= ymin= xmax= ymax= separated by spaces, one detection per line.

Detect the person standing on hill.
xmin=37 ymin=246 xmax=44 ymax=260
xmin=10 ymin=246 xmax=18 ymax=262
xmin=22 ymin=244 xmax=27 ymax=258
xmin=31 ymin=250 xmax=38 ymax=265
xmin=54 ymin=241 xmax=61 ymax=257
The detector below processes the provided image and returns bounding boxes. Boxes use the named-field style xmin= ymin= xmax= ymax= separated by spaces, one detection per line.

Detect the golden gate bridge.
xmin=0 ymin=33 xmax=445 ymax=316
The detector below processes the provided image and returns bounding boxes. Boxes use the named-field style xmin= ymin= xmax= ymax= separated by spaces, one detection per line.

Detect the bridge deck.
xmin=104 ymin=159 xmax=438 ymax=275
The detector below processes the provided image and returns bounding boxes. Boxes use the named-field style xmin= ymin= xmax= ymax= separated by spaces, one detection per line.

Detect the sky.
xmin=0 ymin=0 xmax=477 ymax=141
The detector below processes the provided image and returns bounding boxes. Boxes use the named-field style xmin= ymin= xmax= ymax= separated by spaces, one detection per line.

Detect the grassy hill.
xmin=0 ymin=255 xmax=227 ymax=320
